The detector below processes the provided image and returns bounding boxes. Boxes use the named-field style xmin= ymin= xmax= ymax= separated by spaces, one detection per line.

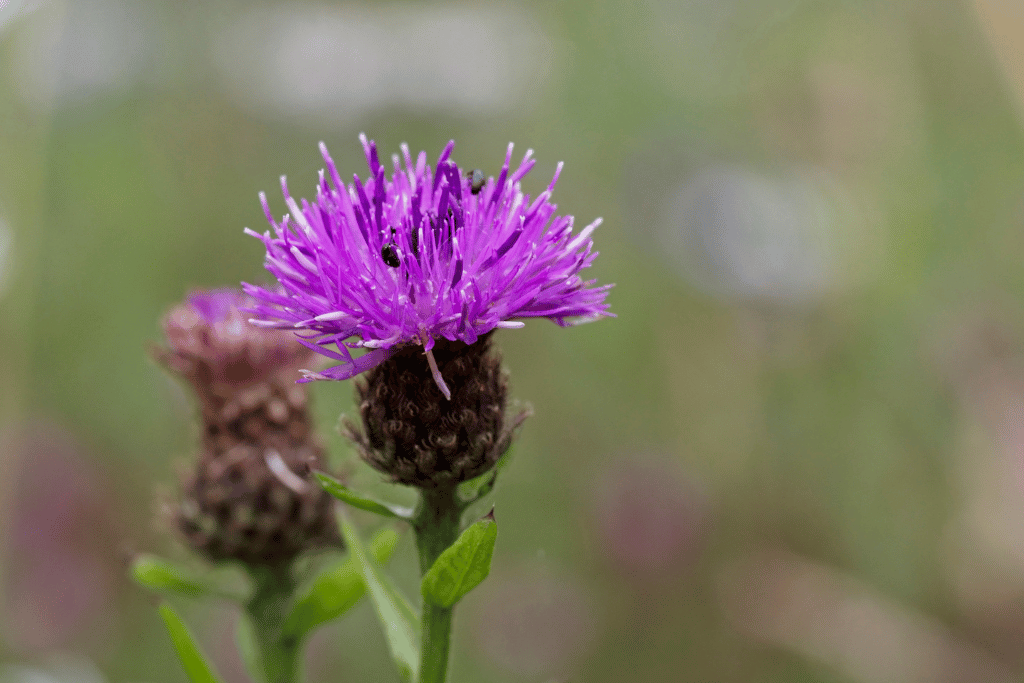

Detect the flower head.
xmin=152 ymin=289 xmax=339 ymax=566
xmin=244 ymin=136 xmax=612 ymax=397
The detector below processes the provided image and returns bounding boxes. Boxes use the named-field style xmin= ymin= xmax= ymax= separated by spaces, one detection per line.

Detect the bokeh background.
xmin=4 ymin=0 xmax=1024 ymax=681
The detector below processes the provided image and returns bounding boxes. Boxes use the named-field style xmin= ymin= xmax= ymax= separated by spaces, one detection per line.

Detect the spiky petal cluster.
xmin=244 ymin=136 xmax=612 ymax=396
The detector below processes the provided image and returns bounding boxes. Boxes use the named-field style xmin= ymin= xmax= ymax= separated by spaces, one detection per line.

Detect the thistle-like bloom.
xmin=244 ymin=136 xmax=612 ymax=397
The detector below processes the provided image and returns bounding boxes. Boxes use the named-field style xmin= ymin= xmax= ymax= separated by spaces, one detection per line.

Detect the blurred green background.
xmin=4 ymin=0 xmax=1024 ymax=681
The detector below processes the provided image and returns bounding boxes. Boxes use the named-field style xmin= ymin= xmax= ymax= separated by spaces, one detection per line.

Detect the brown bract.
xmin=343 ymin=334 xmax=529 ymax=489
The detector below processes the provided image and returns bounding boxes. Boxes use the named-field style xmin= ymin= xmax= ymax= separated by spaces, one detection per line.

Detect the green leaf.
xmin=338 ymin=511 xmax=420 ymax=682
xmin=158 ymin=602 xmax=224 ymax=683
xmin=315 ymin=472 xmax=414 ymax=519
xmin=131 ymin=555 xmax=251 ymax=602
xmin=282 ymin=527 xmax=401 ymax=641
xmin=133 ymin=556 xmax=206 ymax=597
xmin=421 ymin=512 xmax=497 ymax=608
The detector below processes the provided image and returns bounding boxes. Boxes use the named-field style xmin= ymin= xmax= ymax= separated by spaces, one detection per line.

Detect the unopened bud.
xmin=153 ymin=289 xmax=338 ymax=567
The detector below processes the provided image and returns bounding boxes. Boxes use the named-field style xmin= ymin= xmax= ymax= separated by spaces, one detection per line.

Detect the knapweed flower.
xmin=152 ymin=289 xmax=338 ymax=566
xmin=243 ymin=135 xmax=612 ymax=399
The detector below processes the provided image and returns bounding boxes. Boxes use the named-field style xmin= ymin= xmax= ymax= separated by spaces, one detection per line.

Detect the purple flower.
xmin=244 ymin=135 xmax=612 ymax=397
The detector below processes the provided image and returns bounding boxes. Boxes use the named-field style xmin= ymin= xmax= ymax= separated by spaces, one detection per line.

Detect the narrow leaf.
xmin=421 ymin=513 xmax=497 ymax=608
xmin=132 ymin=555 xmax=251 ymax=602
xmin=133 ymin=556 xmax=205 ymax=597
xmin=158 ymin=602 xmax=224 ymax=683
xmin=282 ymin=527 xmax=400 ymax=640
xmin=316 ymin=472 xmax=414 ymax=519
xmin=338 ymin=511 xmax=420 ymax=682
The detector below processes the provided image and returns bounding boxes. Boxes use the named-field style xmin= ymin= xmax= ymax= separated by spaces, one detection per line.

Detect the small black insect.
xmin=469 ymin=169 xmax=485 ymax=195
xmin=381 ymin=242 xmax=401 ymax=268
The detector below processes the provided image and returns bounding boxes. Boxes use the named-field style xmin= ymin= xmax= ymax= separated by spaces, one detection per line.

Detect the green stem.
xmin=245 ymin=566 xmax=300 ymax=683
xmin=414 ymin=485 xmax=462 ymax=683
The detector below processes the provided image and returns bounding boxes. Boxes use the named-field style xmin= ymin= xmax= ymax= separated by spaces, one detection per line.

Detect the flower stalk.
xmin=244 ymin=567 xmax=300 ymax=683
xmin=413 ymin=485 xmax=463 ymax=683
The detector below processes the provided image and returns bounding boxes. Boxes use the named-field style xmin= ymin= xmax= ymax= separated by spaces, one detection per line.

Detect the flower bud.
xmin=153 ymin=290 xmax=338 ymax=566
